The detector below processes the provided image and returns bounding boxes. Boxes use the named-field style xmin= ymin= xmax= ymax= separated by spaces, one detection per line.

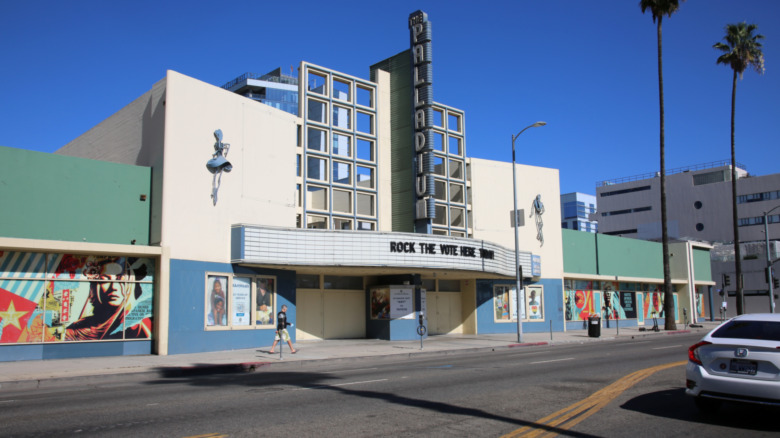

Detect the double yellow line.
xmin=503 ymin=360 xmax=687 ymax=438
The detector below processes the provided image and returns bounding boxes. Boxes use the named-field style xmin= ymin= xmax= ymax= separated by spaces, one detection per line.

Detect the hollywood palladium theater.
xmin=0 ymin=11 xmax=714 ymax=361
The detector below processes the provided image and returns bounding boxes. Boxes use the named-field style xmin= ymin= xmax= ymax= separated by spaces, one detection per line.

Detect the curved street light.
xmin=512 ymin=121 xmax=546 ymax=343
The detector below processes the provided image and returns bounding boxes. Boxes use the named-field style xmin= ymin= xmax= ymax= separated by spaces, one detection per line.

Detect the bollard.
xmin=549 ymin=320 xmax=553 ymax=341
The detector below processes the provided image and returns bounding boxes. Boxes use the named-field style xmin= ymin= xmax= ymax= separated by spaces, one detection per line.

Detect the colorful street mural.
xmin=564 ymin=281 xmax=597 ymax=321
xmin=0 ymin=251 xmax=154 ymax=344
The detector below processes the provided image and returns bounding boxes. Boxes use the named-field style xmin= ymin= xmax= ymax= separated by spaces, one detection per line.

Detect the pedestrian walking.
xmin=269 ymin=305 xmax=296 ymax=354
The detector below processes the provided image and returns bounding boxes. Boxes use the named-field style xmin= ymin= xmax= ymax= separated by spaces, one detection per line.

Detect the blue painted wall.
xmin=1 ymin=341 xmax=151 ymax=362
xmin=167 ymin=259 xmax=296 ymax=355
xmin=475 ymin=278 xmax=564 ymax=336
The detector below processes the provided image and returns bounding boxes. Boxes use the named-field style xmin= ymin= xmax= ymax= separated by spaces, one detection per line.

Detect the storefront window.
xmin=0 ymin=252 xmax=154 ymax=344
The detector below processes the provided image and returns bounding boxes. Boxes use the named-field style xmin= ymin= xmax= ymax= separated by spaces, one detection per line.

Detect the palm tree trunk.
xmin=657 ymin=17 xmax=676 ymax=330
xmin=731 ymin=69 xmax=744 ymax=314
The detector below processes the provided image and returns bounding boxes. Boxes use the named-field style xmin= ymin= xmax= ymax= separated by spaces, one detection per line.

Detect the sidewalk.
xmin=0 ymin=322 xmax=720 ymax=392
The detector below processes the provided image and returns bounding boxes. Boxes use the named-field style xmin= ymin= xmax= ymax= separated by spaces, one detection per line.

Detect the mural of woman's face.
xmin=95 ymin=274 xmax=132 ymax=307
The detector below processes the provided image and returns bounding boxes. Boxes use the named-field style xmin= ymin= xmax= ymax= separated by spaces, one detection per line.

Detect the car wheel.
xmin=694 ymin=396 xmax=722 ymax=414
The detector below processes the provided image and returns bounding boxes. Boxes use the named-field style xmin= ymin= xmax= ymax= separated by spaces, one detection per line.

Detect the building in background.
xmin=596 ymin=161 xmax=780 ymax=313
xmin=560 ymin=192 xmax=597 ymax=233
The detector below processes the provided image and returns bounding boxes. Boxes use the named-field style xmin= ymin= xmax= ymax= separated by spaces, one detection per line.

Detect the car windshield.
xmin=711 ymin=320 xmax=780 ymax=341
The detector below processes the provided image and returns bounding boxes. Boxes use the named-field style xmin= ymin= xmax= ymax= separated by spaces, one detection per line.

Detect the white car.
xmin=686 ymin=313 xmax=780 ymax=412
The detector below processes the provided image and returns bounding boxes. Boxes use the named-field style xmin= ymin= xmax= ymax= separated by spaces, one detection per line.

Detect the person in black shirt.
xmin=269 ymin=304 xmax=296 ymax=354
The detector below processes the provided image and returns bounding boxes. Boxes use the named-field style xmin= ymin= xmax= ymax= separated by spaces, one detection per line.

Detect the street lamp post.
xmin=512 ymin=121 xmax=546 ymax=343
xmin=763 ymin=205 xmax=780 ymax=313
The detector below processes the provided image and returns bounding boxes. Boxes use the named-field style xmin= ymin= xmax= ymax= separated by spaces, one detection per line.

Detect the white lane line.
xmin=325 ymin=367 xmax=379 ymax=374
xmin=652 ymin=345 xmax=683 ymax=350
xmin=0 ymin=400 xmax=15 ymax=403
xmin=291 ymin=379 xmax=388 ymax=391
xmin=529 ymin=358 xmax=575 ymax=365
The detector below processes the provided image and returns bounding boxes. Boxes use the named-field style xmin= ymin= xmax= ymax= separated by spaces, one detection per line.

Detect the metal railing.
xmin=221 ymin=71 xmax=299 ymax=90
xmin=596 ymin=160 xmax=747 ymax=187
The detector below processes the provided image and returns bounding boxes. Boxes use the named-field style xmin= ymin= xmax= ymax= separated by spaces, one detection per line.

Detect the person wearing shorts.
xmin=269 ymin=304 xmax=296 ymax=354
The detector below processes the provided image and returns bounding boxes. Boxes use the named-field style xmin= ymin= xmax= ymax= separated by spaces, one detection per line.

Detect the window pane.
xmin=357 ymin=85 xmax=373 ymax=108
xmin=324 ymin=275 xmax=363 ymax=290
xmin=433 ymin=108 xmax=443 ymax=127
xmin=307 ymin=71 xmax=327 ymax=95
xmin=333 ymin=190 xmax=352 ymax=213
xmin=307 ymin=157 xmax=327 ymax=181
xmin=439 ymin=279 xmax=460 ymax=291
xmin=306 ymin=215 xmax=328 ymax=229
xmin=357 ymin=138 xmax=374 ymax=161
xmin=433 ymin=132 xmax=444 ymax=151
xmin=296 ymin=274 xmax=319 ymax=288
xmin=449 ymin=159 xmax=463 ymax=179
xmin=307 ymin=127 xmax=327 ymax=152
xmin=450 ymin=207 xmax=465 ymax=227
xmin=357 ymin=112 xmax=373 ymax=134
xmin=333 ymin=217 xmax=352 ymax=230
xmin=333 ymin=78 xmax=351 ymax=101
xmin=333 ymin=133 xmax=351 ymax=157
xmin=433 ymin=204 xmax=447 ymax=225
xmin=357 ymin=192 xmax=374 ymax=216
xmin=433 ymin=156 xmax=445 ymax=176
xmin=448 ymin=136 xmax=462 ymax=155
xmin=434 ymin=179 xmax=446 ymax=201
xmin=356 ymin=166 xmax=375 ymax=189
xmin=357 ymin=220 xmax=375 ymax=231
xmin=448 ymin=113 xmax=461 ymax=132
xmin=450 ymin=183 xmax=464 ymax=203
xmin=307 ymin=99 xmax=326 ymax=123
xmin=333 ymin=106 xmax=351 ymax=130
xmin=333 ymin=161 xmax=352 ymax=185
xmin=307 ymin=186 xmax=328 ymax=210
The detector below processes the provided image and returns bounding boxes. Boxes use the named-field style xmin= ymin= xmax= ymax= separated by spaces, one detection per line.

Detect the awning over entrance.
xmin=231 ymin=225 xmax=537 ymax=279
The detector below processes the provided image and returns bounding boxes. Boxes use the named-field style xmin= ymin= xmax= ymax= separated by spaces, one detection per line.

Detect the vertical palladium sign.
xmin=409 ymin=10 xmax=435 ymax=225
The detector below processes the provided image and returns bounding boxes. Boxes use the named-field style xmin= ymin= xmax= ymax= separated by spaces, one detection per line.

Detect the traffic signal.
xmin=774 ymin=277 xmax=779 ymax=289
xmin=723 ymin=274 xmax=731 ymax=287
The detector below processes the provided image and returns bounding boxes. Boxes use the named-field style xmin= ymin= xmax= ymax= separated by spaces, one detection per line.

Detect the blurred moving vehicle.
xmin=686 ymin=313 xmax=780 ymax=412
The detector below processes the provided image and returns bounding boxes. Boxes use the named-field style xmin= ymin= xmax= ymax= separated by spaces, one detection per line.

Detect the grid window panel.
xmin=333 ymin=78 xmax=351 ymax=102
xmin=357 ymin=138 xmax=374 ymax=162
xmin=357 ymin=85 xmax=374 ymax=108
xmin=307 ymin=127 xmax=327 ymax=153
xmin=307 ymin=99 xmax=327 ymax=124
xmin=356 ymin=166 xmax=375 ymax=189
xmin=307 ymin=156 xmax=328 ymax=181
xmin=333 ymin=133 xmax=351 ymax=157
xmin=306 ymin=185 xmax=328 ymax=210
xmin=333 ymin=161 xmax=352 ymax=185
xmin=307 ymin=71 xmax=328 ymax=95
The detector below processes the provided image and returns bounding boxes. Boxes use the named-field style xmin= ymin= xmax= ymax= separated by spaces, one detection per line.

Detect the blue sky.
xmin=1 ymin=0 xmax=777 ymax=195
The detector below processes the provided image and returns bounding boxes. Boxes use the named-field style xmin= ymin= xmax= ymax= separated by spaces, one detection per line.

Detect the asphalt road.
xmin=0 ymin=333 xmax=777 ymax=437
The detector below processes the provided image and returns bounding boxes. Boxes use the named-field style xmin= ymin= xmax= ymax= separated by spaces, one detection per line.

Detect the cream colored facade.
xmin=468 ymin=157 xmax=564 ymax=280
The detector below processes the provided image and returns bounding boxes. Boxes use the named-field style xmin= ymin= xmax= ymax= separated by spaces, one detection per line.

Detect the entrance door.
xmin=296 ymin=290 xmax=366 ymax=340
xmin=324 ymin=290 xmax=365 ymax=338
xmin=427 ymin=292 xmax=462 ymax=335
xmin=296 ymin=290 xmax=324 ymax=340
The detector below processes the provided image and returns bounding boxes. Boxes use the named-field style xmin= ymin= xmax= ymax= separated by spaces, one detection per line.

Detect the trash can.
xmin=588 ymin=314 xmax=601 ymax=338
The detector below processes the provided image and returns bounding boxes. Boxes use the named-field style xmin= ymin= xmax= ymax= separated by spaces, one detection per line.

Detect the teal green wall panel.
xmin=561 ymin=229 xmax=598 ymax=274
xmin=693 ymin=248 xmax=712 ymax=282
xmin=0 ymin=146 xmax=151 ymax=245
xmin=596 ymin=234 xmax=663 ymax=279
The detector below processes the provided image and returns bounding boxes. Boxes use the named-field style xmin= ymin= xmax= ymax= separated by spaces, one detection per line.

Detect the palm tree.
xmin=640 ymin=0 xmax=682 ymax=330
xmin=714 ymin=22 xmax=765 ymax=315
